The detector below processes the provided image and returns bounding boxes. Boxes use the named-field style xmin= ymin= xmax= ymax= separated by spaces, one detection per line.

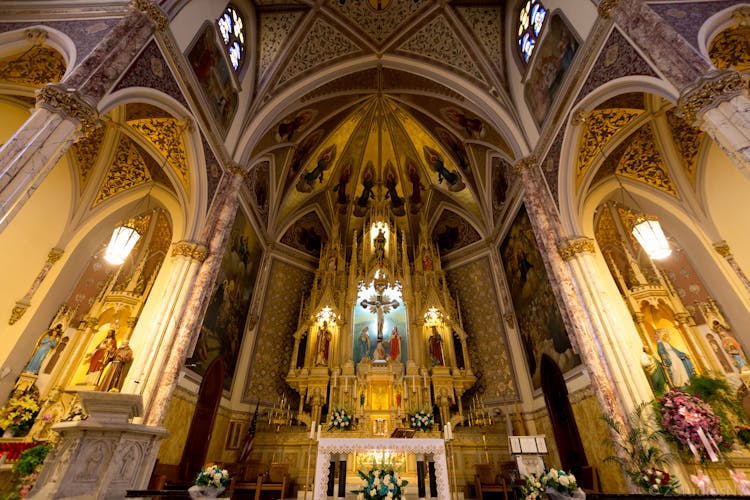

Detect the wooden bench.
xmin=231 ymin=463 xmax=291 ymax=500
xmin=474 ymin=463 xmax=512 ymax=500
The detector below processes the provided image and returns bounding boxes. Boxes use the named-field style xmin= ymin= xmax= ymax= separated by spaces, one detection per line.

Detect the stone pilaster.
xmin=514 ymin=157 xmax=637 ymax=491
xmin=713 ymin=240 xmax=750 ymax=297
xmin=144 ymin=166 xmax=246 ymax=426
xmin=600 ymin=0 xmax=750 ymax=179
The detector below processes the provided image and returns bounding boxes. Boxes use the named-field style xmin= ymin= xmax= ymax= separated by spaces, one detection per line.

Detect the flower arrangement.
xmin=329 ymin=408 xmax=353 ymax=430
xmin=194 ymin=464 xmax=230 ymax=489
xmin=659 ymin=389 xmax=728 ymax=461
xmin=521 ymin=469 xmax=580 ymax=500
xmin=636 ymin=467 xmax=679 ymax=495
xmin=351 ymin=463 xmax=408 ymax=500
xmin=4 ymin=443 xmax=51 ymax=499
xmin=0 ymin=395 xmax=40 ymax=435
xmin=409 ymin=410 xmax=434 ymax=431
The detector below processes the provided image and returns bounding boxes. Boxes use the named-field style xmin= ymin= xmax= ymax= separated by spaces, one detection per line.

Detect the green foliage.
xmin=682 ymin=374 xmax=749 ymax=448
xmin=0 ymin=443 xmax=52 ymax=500
xmin=602 ymin=402 xmax=678 ymax=492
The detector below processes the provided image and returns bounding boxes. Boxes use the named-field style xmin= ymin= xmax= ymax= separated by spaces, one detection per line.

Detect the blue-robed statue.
xmin=655 ymin=329 xmax=695 ymax=387
xmin=24 ymin=324 xmax=63 ymax=374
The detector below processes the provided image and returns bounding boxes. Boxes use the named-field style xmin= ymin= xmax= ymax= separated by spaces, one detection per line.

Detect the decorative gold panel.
xmin=127 ymin=118 xmax=190 ymax=194
xmin=93 ymin=136 xmax=152 ymax=205
xmin=576 ymin=108 xmax=642 ymax=186
xmin=0 ymin=45 xmax=65 ymax=87
xmin=709 ymin=9 xmax=750 ymax=72
xmin=71 ymin=125 xmax=106 ymax=190
xmin=665 ymin=110 xmax=705 ymax=187
xmin=616 ymin=127 xmax=678 ymax=198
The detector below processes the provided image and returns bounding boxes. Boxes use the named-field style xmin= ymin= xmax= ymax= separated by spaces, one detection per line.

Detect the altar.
xmin=313 ymin=438 xmax=450 ymax=500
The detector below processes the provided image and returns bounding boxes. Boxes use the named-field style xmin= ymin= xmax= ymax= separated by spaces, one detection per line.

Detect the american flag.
xmin=239 ymin=403 xmax=259 ymax=464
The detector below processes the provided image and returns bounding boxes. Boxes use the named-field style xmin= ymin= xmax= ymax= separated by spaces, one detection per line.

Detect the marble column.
xmin=144 ymin=166 xmax=245 ymax=426
xmin=713 ymin=240 xmax=750 ymax=296
xmin=515 ymin=157 xmax=636 ymax=491
xmin=599 ymin=0 xmax=750 ymax=178
xmin=0 ymin=1 xmax=166 ymax=231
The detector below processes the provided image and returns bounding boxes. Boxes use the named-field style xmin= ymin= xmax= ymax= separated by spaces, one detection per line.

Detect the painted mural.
xmin=500 ymin=204 xmax=579 ymax=389
xmin=524 ymin=15 xmax=579 ymax=127
xmin=187 ymin=23 xmax=238 ymax=135
xmin=189 ymin=209 xmax=261 ymax=391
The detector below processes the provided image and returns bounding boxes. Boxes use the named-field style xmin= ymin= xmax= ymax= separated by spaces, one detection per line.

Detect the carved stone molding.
xmin=226 ymin=161 xmax=247 ymax=177
xmin=512 ymin=155 xmax=538 ymax=173
xmin=713 ymin=240 xmax=732 ymax=258
xmin=597 ymin=0 xmax=621 ymax=19
xmin=171 ymin=241 xmax=209 ymax=262
xmin=677 ymin=69 xmax=746 ymax=124
xmin=25 ymin=28 xmax=48 ymax=46
xmin=47 ymin=247 xmax=64 ymax=264
xmin=558 ymin=238 xmax=596 ymax=261
xmin=130 ymin=0 xmax=169 ymax=32
xmin=36 ymin=84 xmax=101 ymax=135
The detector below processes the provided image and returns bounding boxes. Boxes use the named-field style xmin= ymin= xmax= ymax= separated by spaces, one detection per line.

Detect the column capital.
xmin=171 ymin=241 xmax=209 ymax=262
xmin=512 ymin=155 xmax=538 ymax=173
xmin=130 ymin=0 xmax=169 ymax=32
xmin=713 ymin=240 xmax=732 ymax=258
xmin=597 ymin=0 xmax=621 ymax=19
xmin=36 ymin=83 xmax=102 ymax=135
xmin=558 ymin=237 xmax=597 ymax=261
xmin=226 ymin=161 xmax=247 ymax=178
xmin=47 ymin=247 xmax=64 ymax=264
xmin=677 ymin=69 xmax=746 ymax=125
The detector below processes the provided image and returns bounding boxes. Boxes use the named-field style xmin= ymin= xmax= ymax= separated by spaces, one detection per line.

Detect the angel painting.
xmin=354 ymin=161 xmax=376 ymax=217
xmin=407 ymin=159 xmax=425 ymax=214
xmin=287 ymin=129 xmax=324 ymax=183
xmin=436 ymin=127 xmax=470 ymax=171
xmin=332 ymin=162 xmax=352 ymax=212
xmin=276 ymin=109 xmax=315 ymax=142
xmin=444 ymin=108 xmax=484 ymax=138
xmin=423 ymin=145 xmax=465 ymax=192
xmin=296 ymin=143 xmax=337 ymax=193
xmin=384 ymin=161 xmax=405 ymax=217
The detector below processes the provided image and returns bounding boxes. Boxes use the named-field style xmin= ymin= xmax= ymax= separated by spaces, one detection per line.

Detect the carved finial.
xmin=226 ymin=162 xmax=247 ymax=177
xmin=598 ymin=0 xmax=621 ymax=19
xmin=131 ymin=0 xmax=169 ymax=32
xmin=513 ymin=156 xmax=538 ymax=173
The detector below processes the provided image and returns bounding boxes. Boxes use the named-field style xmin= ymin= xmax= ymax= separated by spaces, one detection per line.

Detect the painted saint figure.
xmin=428 ymin=326 xmax=445 ymax=366
xmin=359 ymin=326 xmax=372 ymax=359
xmin=389 ymin=326 xmax=402 ymax=362
xmin=24 ymin=324 xmax=63 ymax=374
xmin=315 ymin=321 xmax=332 ymax=366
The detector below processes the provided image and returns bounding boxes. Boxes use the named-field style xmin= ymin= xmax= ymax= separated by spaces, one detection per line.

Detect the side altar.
xmin=313 ymin=438 xmax=450 ymax=500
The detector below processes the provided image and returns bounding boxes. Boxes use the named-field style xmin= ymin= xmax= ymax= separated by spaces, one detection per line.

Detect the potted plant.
xmin=0 ymin=395 xmax=40 ymax=437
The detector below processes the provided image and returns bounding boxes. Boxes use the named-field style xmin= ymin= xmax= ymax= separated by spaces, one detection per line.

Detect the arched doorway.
xmin=540 ymin=354 xmax=588 ymax=480
xmin=180 ymin=356 xmax=225 ymax=481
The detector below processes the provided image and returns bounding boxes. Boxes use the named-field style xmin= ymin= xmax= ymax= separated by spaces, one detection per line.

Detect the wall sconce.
xmin=104 ymin=221 xmax=140 ymax=265
xmin=616 ymin=176 xmax=671 ymax=260
xmin=316 ymin=306 xmax=338 ymax=326
xmin=424 ymin=307 xmax=443 ymax=326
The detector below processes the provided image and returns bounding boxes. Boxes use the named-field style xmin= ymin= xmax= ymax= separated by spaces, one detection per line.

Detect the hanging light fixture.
xmin=104 ymin=220 xmax=141 ymax=265
xmin=616 ymin=175 xmax=672 ymax=260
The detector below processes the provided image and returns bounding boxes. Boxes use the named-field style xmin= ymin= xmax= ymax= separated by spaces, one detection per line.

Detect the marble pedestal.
xmin=28 ymin=391 xmax=167 ymax=500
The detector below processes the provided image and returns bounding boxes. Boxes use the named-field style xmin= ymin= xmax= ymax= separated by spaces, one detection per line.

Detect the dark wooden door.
xmin=180 ymin=357 xmax=225 ymax=481
xmin=540 ymin=354 xmax=588 ymax=478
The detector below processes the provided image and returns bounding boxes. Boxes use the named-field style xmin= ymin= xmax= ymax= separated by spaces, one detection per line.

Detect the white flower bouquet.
xmin=351 ymin=463 xmax=408 ymax=500
xmin=409 ymin=410 xmax=434 ymax=431
xmin=329 ymin=408 xmax=353 ymax=431
xmin=189 ymin=464 xmax=231 ymax=498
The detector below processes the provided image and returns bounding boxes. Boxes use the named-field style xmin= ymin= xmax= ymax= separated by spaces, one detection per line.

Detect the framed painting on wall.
xmin=499 ymin=204 xmax=580 ymax=389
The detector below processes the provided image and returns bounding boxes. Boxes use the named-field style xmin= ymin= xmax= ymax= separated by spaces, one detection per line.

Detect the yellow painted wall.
xmin=157 ymin=391 xmax=196 ymax=465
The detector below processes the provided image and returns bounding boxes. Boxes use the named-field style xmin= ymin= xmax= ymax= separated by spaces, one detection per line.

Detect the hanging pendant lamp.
xmin=616 ymin=175 xmax=672 ymax=260
xmin=104 ymin=221 xmax=141 ymax=265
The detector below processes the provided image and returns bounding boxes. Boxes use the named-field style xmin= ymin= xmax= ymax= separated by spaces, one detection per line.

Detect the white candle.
xmin=448 ymin=422 xmax=453 ymax=440
xmin=412 ymin=376 xmax=415 ymax=392
xmin=317 ymin=423 xmax=323 ymax=440
xmin=443 ymin=424 xmax=448 ymax=440
xmin=309 ymin=422 xmax=316 ymax=439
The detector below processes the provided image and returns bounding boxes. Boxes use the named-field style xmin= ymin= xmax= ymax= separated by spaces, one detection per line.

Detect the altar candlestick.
xmin=506 ymin=412 xmax=513 ymax=435
xmin=309 ymin=422 xmax=316 ymax=440
xmin=317 ymin=423 xmax=322 ymax=440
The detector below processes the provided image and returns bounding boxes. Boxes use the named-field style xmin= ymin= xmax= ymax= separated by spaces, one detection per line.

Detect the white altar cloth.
xmin=314 ymin=438 xmax=449 ymax=500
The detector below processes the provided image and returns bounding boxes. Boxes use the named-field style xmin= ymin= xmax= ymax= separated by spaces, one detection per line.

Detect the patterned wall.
xmin=244 ymin=259 xmax=314 ymax=403
xmin=445 ymin=257 xmax=516 ymax=401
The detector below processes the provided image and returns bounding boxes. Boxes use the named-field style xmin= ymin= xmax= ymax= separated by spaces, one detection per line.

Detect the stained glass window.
xmin=217 ymin=5 xmax=246 ymax=71
xmin=517 ymin=0 xmax=547 ymax=64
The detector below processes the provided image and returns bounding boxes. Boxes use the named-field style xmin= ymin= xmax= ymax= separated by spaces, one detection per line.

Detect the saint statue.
xmin=315 ymin=321 xmax=332 ymax=366
xmin=24 ymin=324 xmax=63 ymax=374
xmin=428 ymin=326 xmax=445 ymax=366
xmin=712 ymin=321 xmax=749 ymax=371
xmin=359 ymin=326 xmax=371 ymax=359
xmin=373 ymin=341 xmax=387 ymax=361
xmin=641 ymin=345 xmax=667 ymax=396
xmin=97 ymin=341 xmax=134 ymax=392
xmin=86 ymin=329 xmax=118 ymax=384
xmin=389 ymin=326 xmax=402 ymax=362
xmin=655 ymin=329 xmax=694 ymax=387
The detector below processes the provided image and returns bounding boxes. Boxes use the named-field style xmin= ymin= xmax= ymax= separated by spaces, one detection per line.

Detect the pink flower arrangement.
xmin=637 ymin=467 xmax=679 ymax=495
xmin=659 ymin=389 xmax=727 ymax=460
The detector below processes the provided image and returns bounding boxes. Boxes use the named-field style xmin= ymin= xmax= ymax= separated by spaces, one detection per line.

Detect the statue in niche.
xmin=655 ymin=328 xmax=694 ymax=387
xmin=706 ymin=333 xmax=733 ymax=373
xmin=315 ymin=322 xmax=332 ymax=366
xmin=24 ymin=324 xmax=63 ymax=374
xmin=97 ymin=340 xmax=134 ymax=392
xmin=373 ymin=341 xmax=387 ymax=361
xmin=359 ymin=326 xmax=372 ymax=359
xmin=85 ymin=329 xmax=118 ymax=385
xmin=428 ymin=326 xmax=445 ymax=366
xmin=44 ymin=335 xmax=69 ymax=374
xmin=712 ymin=320 xmax=749 ymax=372
xmin=641 ymin=345 xmax=668 ymax=396
xmin=388 ymin=326 xmax=402 ymax=362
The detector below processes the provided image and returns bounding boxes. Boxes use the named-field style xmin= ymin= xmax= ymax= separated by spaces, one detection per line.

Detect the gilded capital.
xmin=598 ymin=0 xmax=621 ymax=19
xmin=8 ymin=302 xmax=30 ymax=325
xmin=677 ymin=69 xmax=746 ymax=124
xmin=131 ymin=0 xmax=169 ymax=32
xmin=172 ymin=241 xmax=209 ymax=262
xmin=713 ymin=240 xmax=732 ymax=258
xmin=47 ymin=247 xmax=64 ymax=264
xmin=558 ymin=237 xmax=596 ymax=261
xmin=226 ymin=162 xmax=247 ymax=177
xmin=513 ymin=156 xmax=538 ymax=173
xmin=36 ymin=83 xmax=101 ymax=134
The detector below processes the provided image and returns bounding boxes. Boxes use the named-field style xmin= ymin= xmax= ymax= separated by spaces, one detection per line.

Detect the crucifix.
xmin=360 ymin=293 xmax=399 ymax=341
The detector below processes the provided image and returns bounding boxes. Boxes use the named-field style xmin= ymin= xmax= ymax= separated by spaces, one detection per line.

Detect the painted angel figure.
xmin=423 ymin=145 xmax=465 ymax=192
xmin=297 ymin=143 xmax=337 ymax=192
